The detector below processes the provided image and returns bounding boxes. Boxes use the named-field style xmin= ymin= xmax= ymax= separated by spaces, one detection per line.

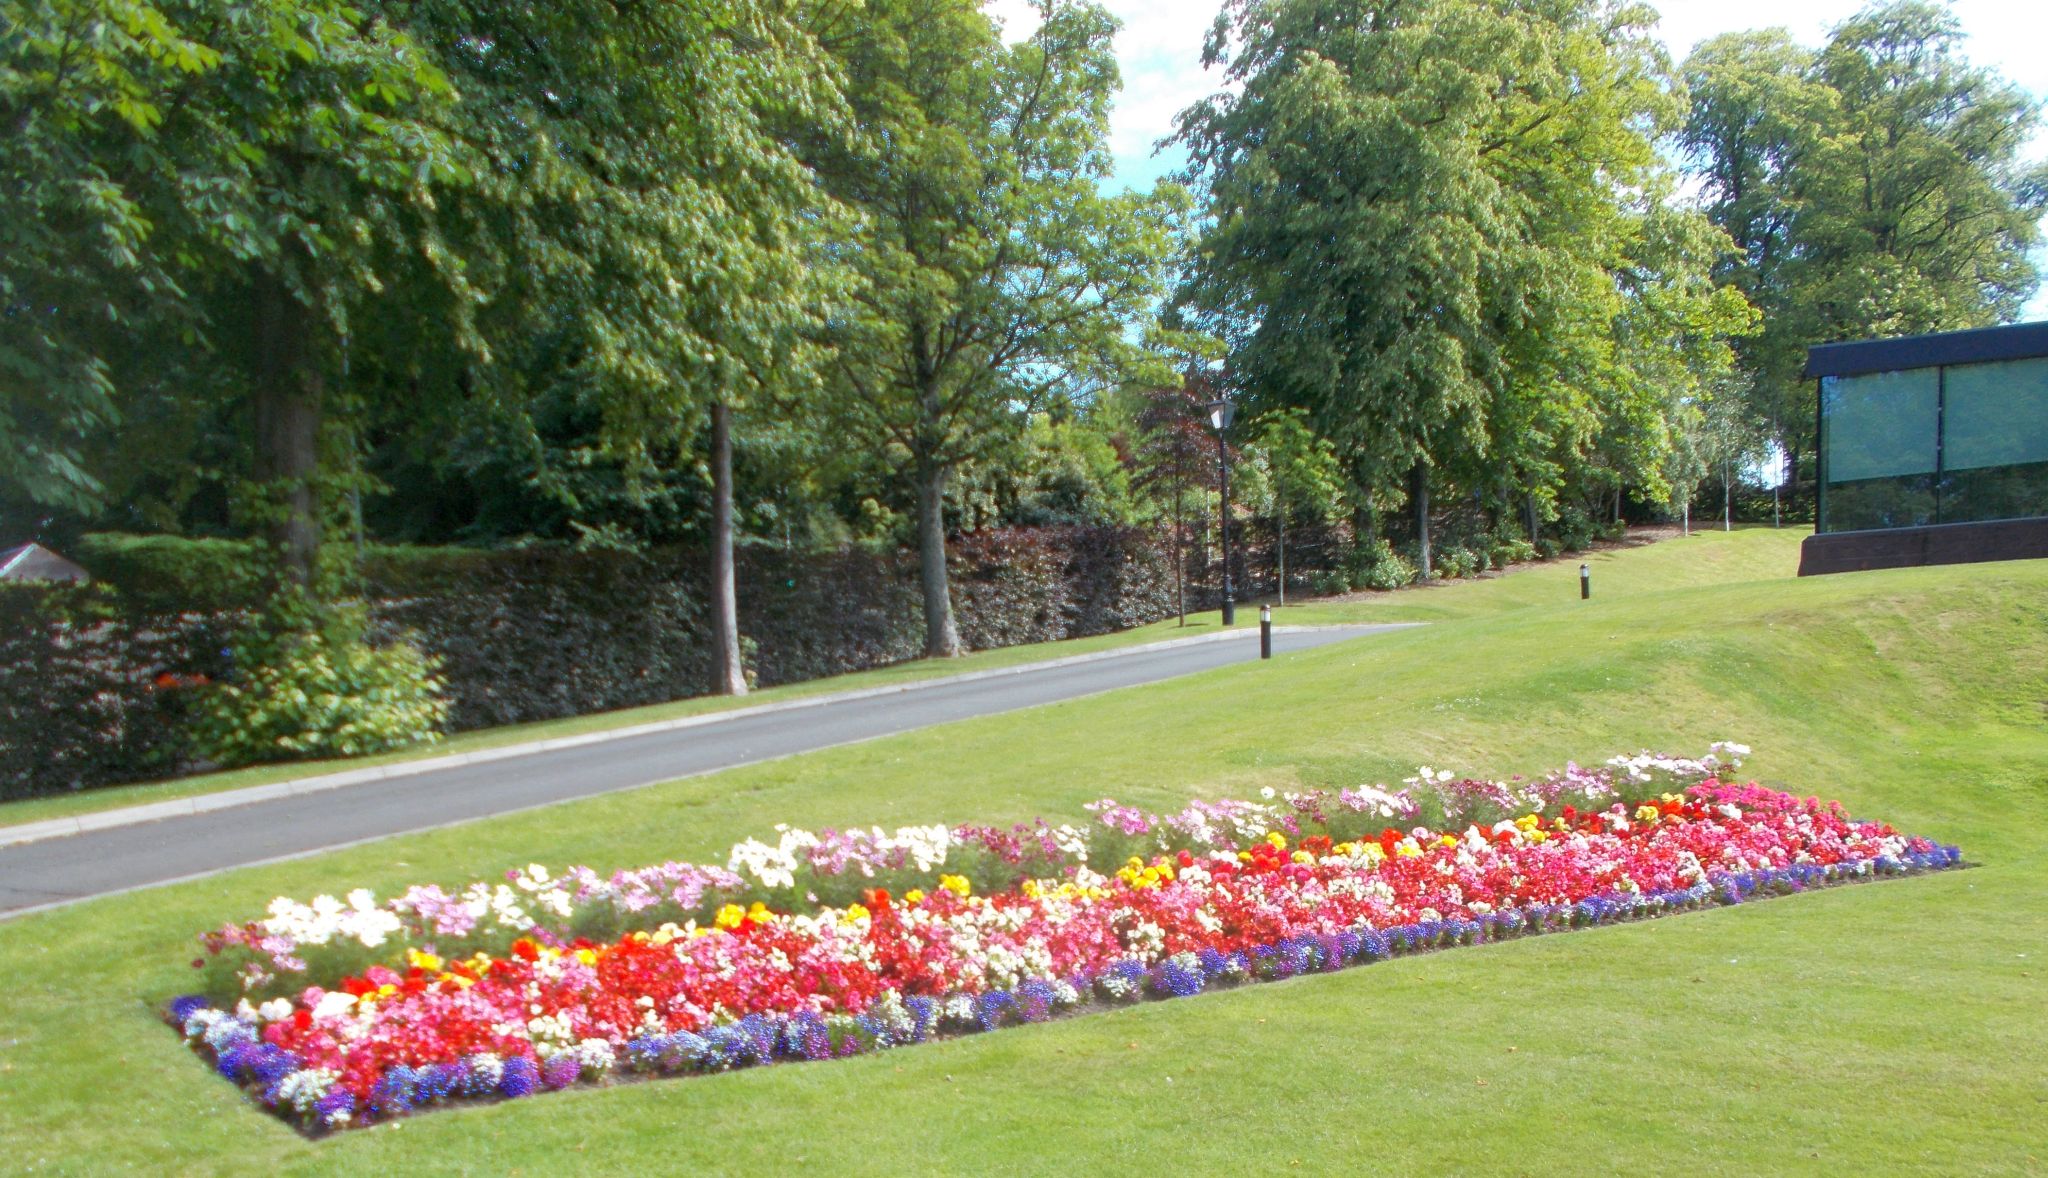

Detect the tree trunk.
xmin=914 ymin=461 xmax=962 ymax=658
xmin=1172 ymin=434 xmax=1185 ymax=625
xmin=1409 ymin=461 xmax=1432 ymax=582
xmin=251 ymin=269 xmax=323 ymax=590
xmin=709 ymin=400 xmax=747 ymax=696
xmin=1723 ymin=462 xmax=1733 ymax=531
xmin=1525 ymin=492 xmax=1540 ymax=546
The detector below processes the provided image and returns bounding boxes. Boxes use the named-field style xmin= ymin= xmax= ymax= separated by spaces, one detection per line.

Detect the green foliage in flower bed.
xmin=0 ymin=530 xmax=2040 ymax=1173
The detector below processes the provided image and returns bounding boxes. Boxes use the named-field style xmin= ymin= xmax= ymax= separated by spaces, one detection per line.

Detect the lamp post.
xmin=1204 ymin=396 xmax=1237 ymax=626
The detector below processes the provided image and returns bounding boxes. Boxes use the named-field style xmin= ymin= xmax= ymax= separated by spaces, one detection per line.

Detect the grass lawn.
xmin=0 ymin=526 xmax=1783 ymax=828
xmin=2 ymin=526 xmax=2043 ymax=1174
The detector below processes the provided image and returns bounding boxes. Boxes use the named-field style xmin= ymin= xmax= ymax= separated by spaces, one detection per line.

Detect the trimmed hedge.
xmin=0 ymin=588 xmax=236 ymax=798
xmin=3 ymin=527 xmax=1180 ymax=798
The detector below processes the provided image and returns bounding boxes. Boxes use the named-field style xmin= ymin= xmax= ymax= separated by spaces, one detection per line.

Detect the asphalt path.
xmin=0 ymin=625 xmax=1405 ymax=917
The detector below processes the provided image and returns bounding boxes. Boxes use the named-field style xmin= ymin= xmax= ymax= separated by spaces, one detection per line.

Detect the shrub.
xmin=190 ymin=602 xmax=448 ymax=767
xmin=1346 ymin=539 xmax=1416 ymax=591
xmin=1489 ymin=536 xmax=1538 ymax=567
xmin=1552 ymin=506 xmax=1599 ymax=552
xmin=1309 ymin=569 xmax=1351 ymax=596
xmin=1434 ymin=546 xmax=1480 ymax=579
xmin=72 ymin=533 xmax=266 ymax=612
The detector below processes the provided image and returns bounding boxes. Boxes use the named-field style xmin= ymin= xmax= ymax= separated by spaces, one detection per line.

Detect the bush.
xmin=1489 ymin=536 xmax=1538 ymax=567
xmin=72 ymin=533 xmax=266 ymax=612
xmin=1346 ymin=539 xmax=1416 ymax=591
xmin=190 ymin=602 xmax=449 ymax=767
xmin=1434 ymin=546 xmax=1480 ymax=579
xmin=1552 ymin=506 xmax=1599 ymax=552
xmin=1309 ymin=569 xmax=1350 ymax=596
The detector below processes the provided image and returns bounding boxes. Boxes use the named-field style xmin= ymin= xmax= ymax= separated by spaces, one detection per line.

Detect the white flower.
xmin=311 ymin=991 xmax=358 ymax=1020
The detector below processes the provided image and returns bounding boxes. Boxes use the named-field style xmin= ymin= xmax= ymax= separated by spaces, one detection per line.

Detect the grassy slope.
xmin=2 ymin=528 xmax=2044 ymax=1175
xmin=0 ymin=527 xmax=1779 ymax=827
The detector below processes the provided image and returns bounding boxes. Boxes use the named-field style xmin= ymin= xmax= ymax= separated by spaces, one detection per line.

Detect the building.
xmin=0 ymin=543 xmax=91 ymax=584
xmin=1800 ymin=320 xmax=2048 ymax=576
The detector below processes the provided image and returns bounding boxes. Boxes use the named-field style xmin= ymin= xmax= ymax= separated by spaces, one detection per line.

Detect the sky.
xmin=983 ymin=0 xmax=2048 ymax=318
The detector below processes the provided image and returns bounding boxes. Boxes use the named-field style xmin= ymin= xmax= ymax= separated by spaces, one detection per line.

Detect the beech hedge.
xmin=2 ymin=526 xmax=1182 ymax=799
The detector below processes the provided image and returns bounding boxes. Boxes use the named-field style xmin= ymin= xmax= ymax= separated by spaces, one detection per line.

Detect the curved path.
xmin=0 ymin=624 xmax=1408 ymax=918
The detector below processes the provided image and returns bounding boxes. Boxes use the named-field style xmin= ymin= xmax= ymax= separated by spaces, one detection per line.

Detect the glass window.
xmin=1821 ymin=368 xmax=1940 ymax=532
xmin=1941 ymin=356 xmax=2048 ymax=524
xmin=1822 ymin=369 xmax=1940 ymax=483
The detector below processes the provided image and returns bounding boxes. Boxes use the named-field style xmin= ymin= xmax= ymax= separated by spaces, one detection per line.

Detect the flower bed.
xmin=167 ymin=747 xmax=1961 ymax=1132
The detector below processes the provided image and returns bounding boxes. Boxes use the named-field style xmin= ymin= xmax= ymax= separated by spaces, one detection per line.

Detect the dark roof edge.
xmin=1805 ymin=320 xmax=2048 ymax=378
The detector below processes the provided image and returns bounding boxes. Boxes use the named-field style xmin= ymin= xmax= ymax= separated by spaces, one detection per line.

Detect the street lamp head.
xmin=1204 ymin=397 xmax=1236 ymax=433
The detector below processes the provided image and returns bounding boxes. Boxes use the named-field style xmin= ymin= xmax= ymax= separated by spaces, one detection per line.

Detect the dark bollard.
xmin=1260 ymin=604 xmax=1272 ymax=659
xmin=1580 ymin=563 xmax=1590 ymax=600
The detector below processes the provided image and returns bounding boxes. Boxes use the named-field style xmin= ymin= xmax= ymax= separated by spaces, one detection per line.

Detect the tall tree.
xmin=808 ymin=0 xmax=1186 ymax=657
xmin=1682 ymin=3 xmax=2047 ymax=468
xmin=1176 ymin=0 xmax=1715 ymax=575
xmin=386 ymin=0 xmax=849 ymax=692
xmin=1 ymin=0 xmax=466 ymax=583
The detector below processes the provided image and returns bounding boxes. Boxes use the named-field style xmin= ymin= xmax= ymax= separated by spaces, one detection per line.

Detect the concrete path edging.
xmin=0 ymin=623 xmax=1417 ymax=850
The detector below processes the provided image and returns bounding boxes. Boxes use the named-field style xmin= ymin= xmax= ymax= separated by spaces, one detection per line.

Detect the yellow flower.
xmin=1635 ymin=804 xmax=1661 ymax=823
xmin=841 ymin=903 xmax=870 ymax=925
xmin=573 ymin=948 xmax=599 ymax=966
xmin=1291 ymin=850 xmax=1315 ymax=865
xmin=714 ymin=903 xmax=746 ymax=930
xmin=1266 ymin=832 xmax=1288 ymax=850
xmin=1439 ymin=834 xmax=1460 ymax=848
xmin=407 ymin=948 xmax=443 ymax=973
xmin=904 ymin=888 xmax=926 ymax=905
xmin=938 ymin=874 xmax=971 ymax=897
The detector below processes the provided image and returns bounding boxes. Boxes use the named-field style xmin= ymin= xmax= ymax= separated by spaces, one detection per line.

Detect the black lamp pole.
xmin=1205 ymin=397 xmax=1237 ymax=626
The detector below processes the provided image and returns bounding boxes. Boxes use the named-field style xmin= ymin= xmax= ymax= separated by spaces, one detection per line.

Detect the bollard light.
xmin=1579 ymin=563 xmax=1590 ymax=600
xmin=1259 ymin=603 xmax=1272 ymax=659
